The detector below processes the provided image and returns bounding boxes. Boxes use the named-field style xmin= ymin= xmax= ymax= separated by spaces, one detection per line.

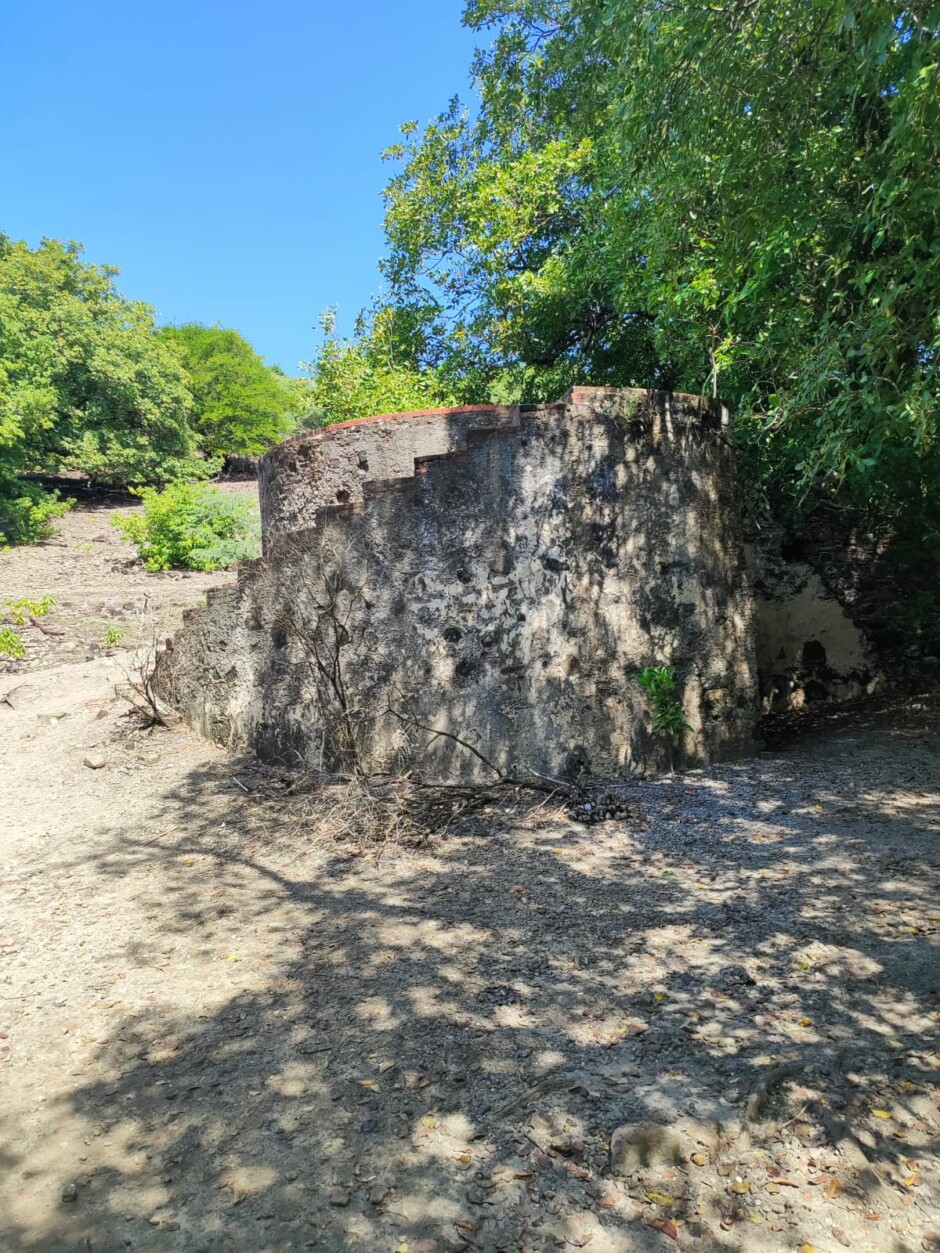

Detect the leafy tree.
xmin=302 ymin=307 xmax=455 ymax=425
xmin=0 ymin=235 xmax=203 ymax=509
xmin=378 ymin=1 xmax=940 ymax=530
xmin=159 ymin=323 xmax=300 ymax=456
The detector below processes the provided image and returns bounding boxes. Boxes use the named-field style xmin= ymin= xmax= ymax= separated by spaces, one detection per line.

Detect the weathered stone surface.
xmin=746 ymin=517 xmax=882 ymax=712
xmin=155 ymin=387 xmax=759 ymax=782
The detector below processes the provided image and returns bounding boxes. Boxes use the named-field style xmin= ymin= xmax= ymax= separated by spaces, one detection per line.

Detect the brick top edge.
xmin=327 ymin=404 xmax=515 ymax=431
xmin=270 ymin=387 xmax=726 ymax=453
xmin=272 ymin=405 xmax=514 ymax=449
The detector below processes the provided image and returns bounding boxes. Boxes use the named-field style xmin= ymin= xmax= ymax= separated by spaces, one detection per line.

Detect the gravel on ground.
xmin=1 ymin=496 xmax=938 ymax=1253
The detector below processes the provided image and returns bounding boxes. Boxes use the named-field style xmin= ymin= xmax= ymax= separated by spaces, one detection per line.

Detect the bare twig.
xmin=0 ymin=683 xmax=31 ymax=710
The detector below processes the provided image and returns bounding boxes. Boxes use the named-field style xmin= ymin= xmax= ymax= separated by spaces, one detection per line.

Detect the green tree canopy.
xmin=377 ymin=1 xmax=940 ymax=530
xmin=302 ymin=307 xmax=455 ymax=426
xmin=159 ymin=323 xmax=300 ymax=456
xmin=0 ymin=234 xmax=199 ymax=487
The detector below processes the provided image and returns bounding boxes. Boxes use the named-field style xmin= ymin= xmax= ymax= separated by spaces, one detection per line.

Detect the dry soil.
xmin=1 ymin=494 xmax=938 ymax=1253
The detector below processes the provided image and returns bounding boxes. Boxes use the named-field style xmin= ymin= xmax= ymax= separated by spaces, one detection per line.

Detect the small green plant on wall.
xmin=634 ymin=665 xmax=691 ymax=771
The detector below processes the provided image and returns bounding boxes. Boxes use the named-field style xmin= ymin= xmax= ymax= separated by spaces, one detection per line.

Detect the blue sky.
xmin=0 ymin=1 xmax=477 ymax=373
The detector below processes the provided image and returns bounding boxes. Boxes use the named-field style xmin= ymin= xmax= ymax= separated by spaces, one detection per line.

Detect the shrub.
xmin=0 ymin=626 xmax=25 ymax=659
xmin=0 ymin=478 xmax=72 ymax=546
xmin=113 ymin=483 xmax=261 ymax=572
xmin=4 ymin=595 xmax=55 ymax=625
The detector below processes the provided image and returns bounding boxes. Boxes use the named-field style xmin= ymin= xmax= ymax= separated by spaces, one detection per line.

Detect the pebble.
xmin=61 ymin=1183 xmax=78 ymax=1203
xmin=83 ymin=754 xmax=106 ymax=770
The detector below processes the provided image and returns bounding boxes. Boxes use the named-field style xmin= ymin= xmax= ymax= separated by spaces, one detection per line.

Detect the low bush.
xmin=0 ymin=626 xmax=25 ymax=659
xmin=113 ymin=482 xmax=261 ymax=572
xmin=0 ymin=478 xmax=72 ymax=546
xmin=4 ymin=595 xmax=56 ymax=625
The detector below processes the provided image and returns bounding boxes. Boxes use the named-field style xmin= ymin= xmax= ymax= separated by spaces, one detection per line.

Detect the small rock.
xmin=276 ymin=1187 xmax=304 ymax=1222
xmin=83 ymin=755 xmax=106 ymax=770
xmin=673 ymin=1115 xmax=722 ymax=1155
xmin=61 ymin=1183 xmax=78 ymax=1203
xmin=329 ymin=1188 xmax=351 ymax=1207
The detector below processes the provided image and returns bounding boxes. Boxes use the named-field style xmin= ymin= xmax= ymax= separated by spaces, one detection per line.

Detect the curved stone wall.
xmin=156 ymin=387 xmax=759 ymax=782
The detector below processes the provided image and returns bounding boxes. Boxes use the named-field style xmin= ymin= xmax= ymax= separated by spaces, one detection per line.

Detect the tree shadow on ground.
xmin=2 ymin=720 xmax=938 ymax=1252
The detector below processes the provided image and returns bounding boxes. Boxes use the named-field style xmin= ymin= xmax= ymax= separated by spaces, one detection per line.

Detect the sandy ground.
xmin=0 ymin=483 xmax=259 ymax=673
xmin=1 ymin=498 xmax=939 ymax=1253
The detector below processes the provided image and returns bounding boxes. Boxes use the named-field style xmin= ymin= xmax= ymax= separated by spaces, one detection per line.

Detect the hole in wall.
xmin=271 ymin=624 xmax=288 ymax=649
xmin=443 ymin=627 xmax=462 ymax=644
xmin=456 ymin=569 xmax=472 ymax=585
xmin=455 ymin=658 xmax=476 ymax=678
xmin=336 ymin=488 xmax=351 ymax=504
xmin=802 ymin=639 xmax=827 ymax=670
xmin=781 ymin=535 xmax=810 ymax=562
xmin=358 ymin=456 xmax=369 ymax=471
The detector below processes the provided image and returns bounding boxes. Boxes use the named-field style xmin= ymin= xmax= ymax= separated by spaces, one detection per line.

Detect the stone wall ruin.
xmin=154 ymin=387 xmax=760 ymax=782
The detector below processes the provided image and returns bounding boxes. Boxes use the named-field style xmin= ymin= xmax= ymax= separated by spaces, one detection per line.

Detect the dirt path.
xmin=1 ymin=501 xmax=939 ymax=1253
xmin=0 ymin=483 xmax=258 ymax=672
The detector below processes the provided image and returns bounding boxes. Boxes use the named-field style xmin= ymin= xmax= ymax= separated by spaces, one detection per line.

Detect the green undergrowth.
xmin=113 ymin=482 xmax=261 ymax=572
